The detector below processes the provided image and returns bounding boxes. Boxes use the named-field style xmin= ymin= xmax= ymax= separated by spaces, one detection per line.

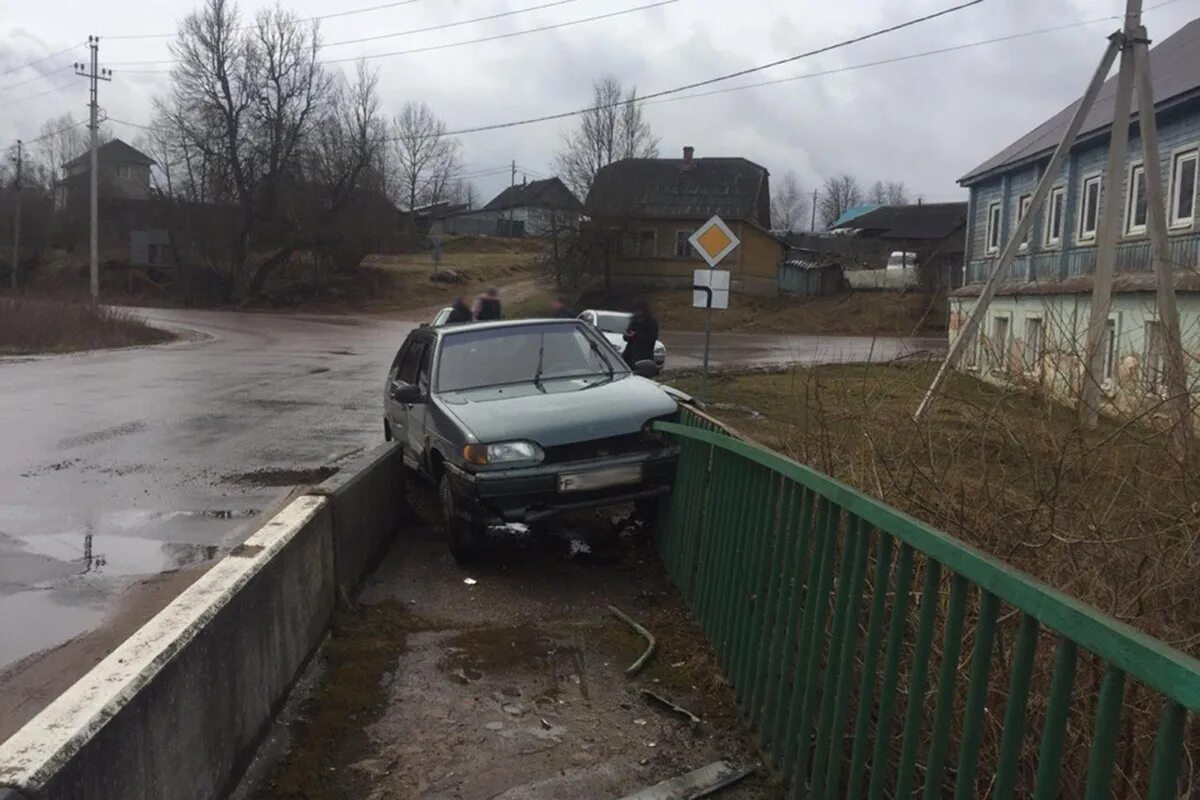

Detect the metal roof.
xmin=481 ymin=177 xmax=583 ymax=213
xmin=62 ymin=138 xmax=155 ymax=170
xmin=843 ymin=202 xmax=968 ymax=240
xmin=585 ymin=157 xmax=770 ymax=226
xmin=960 ymin=16 xmax=1200 ymax=185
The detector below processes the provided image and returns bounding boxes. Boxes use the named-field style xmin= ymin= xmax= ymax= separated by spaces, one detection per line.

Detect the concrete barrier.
xmin=0 ymin=497 xmax=335 ymax=800
xmin=313 ymin=442 xmax=406 ymax=592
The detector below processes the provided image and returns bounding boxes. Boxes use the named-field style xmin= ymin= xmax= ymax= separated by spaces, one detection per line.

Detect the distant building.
xmin=584 ymin=147 xmax=784 ymax=295
xmin=838 ymin=202 xmax=968 ymax=290
xmin=54 ymin=139 xmax=154 ymax=211
xmin=438 ymin=177 xmax=582 ymax=237
xmin=951 ymin=16 xmax=1200 ymax=414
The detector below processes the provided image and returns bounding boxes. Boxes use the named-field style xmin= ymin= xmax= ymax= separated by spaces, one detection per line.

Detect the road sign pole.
xmin=688 ymin=215 xmax=740 ymax=401
xmin=702 ymin=288 xmax=713 ymax=398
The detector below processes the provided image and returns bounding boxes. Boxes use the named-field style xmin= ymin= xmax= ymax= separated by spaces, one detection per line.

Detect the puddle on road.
xmin=0 ymin=589 xmax=107 ymax=668
xmin=16 ymin=533 xmax=224 ymax=577
xmin=227 ymin=467 xmax=338 ymax=487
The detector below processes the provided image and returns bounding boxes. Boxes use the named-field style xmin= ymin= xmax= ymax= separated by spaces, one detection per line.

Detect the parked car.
xmin=578 ymin=309 xmax=667 ymax=367
xmin=429 ymin=307 xmax=453 ymax=326
xmin=383 ymin=319 xmax=680 ymax=561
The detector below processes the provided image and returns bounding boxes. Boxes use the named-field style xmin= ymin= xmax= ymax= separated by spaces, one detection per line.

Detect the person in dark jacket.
xmin=622 ymin=301 xmax=659 ymax=367
xmin=445 ymin=296 xmax=473 ymax=324
xmin=551 ymin=296 xmax=574 ymax=319
xmin=474 ymin=288 xmax=502 ymax=321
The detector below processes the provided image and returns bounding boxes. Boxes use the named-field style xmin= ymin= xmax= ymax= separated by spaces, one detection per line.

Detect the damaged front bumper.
xmin=445 ymin=445 xmax=679 ymax=528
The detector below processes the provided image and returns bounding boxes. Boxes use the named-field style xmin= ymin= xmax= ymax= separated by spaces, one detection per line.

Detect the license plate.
xmin=558 ymin=464 xmax=642 ymax=493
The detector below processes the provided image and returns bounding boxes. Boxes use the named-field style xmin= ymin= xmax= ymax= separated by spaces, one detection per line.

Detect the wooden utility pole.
xmin=75 ymin=35 xmax=111 ymax=302
xmin=914 ymin=32 xmax=1123 ymax=421
xmin=1131 ymin=29 xmax=1192 ymax=450
xmin=1080 ymin=0 xmax=1140 ymax=427
xmin=10 ymin=139 xmax=21 ymax=290
xmin=810 ymin=189 xmax=818 ymax=230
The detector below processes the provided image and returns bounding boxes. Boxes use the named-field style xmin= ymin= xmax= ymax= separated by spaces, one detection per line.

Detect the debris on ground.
xmin=617 ymin=760 xmax=757 ymax=800
xmin=641 ymin=689 xmax=702 ymax=727
xmin=608 ymin=605 xmax=656 ymax=676
xmin=463 ymin=577 xmax=477 ymax=585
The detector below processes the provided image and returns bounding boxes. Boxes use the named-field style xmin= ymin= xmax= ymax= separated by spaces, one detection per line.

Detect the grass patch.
xmin=0 ymin=297 xmax=172 ymax=355
xmin=579 ymin=287 xmax=945 ymax=335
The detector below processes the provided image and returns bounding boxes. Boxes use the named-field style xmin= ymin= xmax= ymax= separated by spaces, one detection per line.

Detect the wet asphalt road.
xmin=0 ymin=307 xmax=943 ymax=673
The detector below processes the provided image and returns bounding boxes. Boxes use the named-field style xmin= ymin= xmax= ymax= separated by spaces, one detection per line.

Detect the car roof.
xmin=430 ymin=318 xmax=584 ymax=337
xmin=580 ymin=309 xmax=630 ymax=316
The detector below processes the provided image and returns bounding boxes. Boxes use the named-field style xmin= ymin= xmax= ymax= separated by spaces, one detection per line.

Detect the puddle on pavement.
xmin=0 ymin=589 xmax=107 ymax=668
xmin=15 ymin=533 xmax=224 ymax=577
xmin=227 ymin=466 xmax=338 ymax=487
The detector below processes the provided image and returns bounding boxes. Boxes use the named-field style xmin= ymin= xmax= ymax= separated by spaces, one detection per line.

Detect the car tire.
xmin=439 ymin=474 xmax=481 ymax=564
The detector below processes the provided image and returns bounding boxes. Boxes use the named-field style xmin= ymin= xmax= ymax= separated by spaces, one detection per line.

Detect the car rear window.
xmin=593 ymin=312 xmax=631 ymax=334
xmin=437 ymin=324 xmax=625 ymax=392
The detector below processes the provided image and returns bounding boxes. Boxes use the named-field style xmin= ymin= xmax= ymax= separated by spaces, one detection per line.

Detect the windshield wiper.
xmin=588 ymin=337 xmax=615 ymax=383
xmin=533 ymin=333 xmax=546 ymax=393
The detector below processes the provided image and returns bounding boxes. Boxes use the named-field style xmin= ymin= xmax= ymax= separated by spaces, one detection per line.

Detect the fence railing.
xmin=654 ymin=409 xmax=1199 ymax=799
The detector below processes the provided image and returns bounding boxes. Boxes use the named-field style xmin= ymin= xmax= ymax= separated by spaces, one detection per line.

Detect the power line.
xmin=0 ymin=64 xmax=74 ymax=93
xmin=0 ymin=42 xmax=86 ymax=78
xmin=8 ymin=80 xmax=85 ymax=105
xmin=426 ymin=0 xmax=990 ymax=138
xmin=6 ymin=119 xmax=88 ymax=151
xmin=104 ymin=0 xmax=425 ymax=41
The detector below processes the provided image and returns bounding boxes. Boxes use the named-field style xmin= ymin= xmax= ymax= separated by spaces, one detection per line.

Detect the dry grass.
xmin=0 ymin=297 xmax=172 ymax=354
xmin=580 ymin=287 xmax=946 ymax=335
xmin=670 ymin=363 xmax=1200 ymax=797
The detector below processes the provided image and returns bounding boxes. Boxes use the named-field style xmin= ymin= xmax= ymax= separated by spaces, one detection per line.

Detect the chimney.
xmin=682 ymin=146 xmax=694 ymax=170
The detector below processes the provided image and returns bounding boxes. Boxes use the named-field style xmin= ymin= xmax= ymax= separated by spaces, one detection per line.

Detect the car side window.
xmin=397 ymin=340 xmax=425 ymax=385
xmin=417 ymin=340 xmax=434 ymax=392
xmin=389 ymin=344 xmax=408 ymax=378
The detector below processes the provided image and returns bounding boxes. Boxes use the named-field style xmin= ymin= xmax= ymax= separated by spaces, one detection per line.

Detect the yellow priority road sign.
xmin=688 ymin=215 xmax=740 ymax=267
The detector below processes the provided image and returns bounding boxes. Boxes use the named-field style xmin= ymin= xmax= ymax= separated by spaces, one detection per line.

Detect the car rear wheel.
xmin=439 ymin=474 xmax=481 ymax=564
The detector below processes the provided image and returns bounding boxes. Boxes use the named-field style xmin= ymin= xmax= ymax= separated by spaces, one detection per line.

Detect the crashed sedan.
xmin=383 ymin=319 xmax=681 ymax=561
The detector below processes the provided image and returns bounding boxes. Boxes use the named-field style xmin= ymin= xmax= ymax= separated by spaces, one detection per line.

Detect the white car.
xmin=578 ymin=309 xmax=666 ymax=367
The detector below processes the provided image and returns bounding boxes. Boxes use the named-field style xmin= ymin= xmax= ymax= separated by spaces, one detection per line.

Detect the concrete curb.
xmin=0 ymin=497 xmax=335 ymax=800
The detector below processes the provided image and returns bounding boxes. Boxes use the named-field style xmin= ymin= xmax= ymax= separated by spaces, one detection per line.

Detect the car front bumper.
xmin=445 ymin=445 xmax=679 ymax=524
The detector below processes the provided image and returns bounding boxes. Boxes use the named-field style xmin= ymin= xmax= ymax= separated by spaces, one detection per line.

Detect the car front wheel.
xmin=439 ymin=474 xmax=482 ymax=564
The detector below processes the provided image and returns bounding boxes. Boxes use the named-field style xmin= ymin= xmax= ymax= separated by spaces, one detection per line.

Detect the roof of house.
xmin=585 ymin=157 xmax=770 ymax=226
xmin=63 ymin=138 xmax=155 ymax=171
xmin=831 ymin=204 xmax=881 ymax=228
xmin=482 ymin=177 xmax=582 ymax=213
xmin=840 ymin=202 xmax=968 ymax=240
xmin=961 ymin=16 xmax=1200 ymax=185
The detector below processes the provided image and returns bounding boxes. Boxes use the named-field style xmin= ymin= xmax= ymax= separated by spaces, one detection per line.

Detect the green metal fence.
xmin=655 ymin=407 xmax=1199 ymax=799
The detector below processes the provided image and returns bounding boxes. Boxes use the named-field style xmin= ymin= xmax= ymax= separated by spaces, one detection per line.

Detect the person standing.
xmin=445 ymin=295 xmax=473 ymax=324
xmin=551 ymin=296 xmax=574 ymax=319
xmin=475 ymin=287 xmax=502 ymax=321
xmin=622 ymin=301 xmax=659 ymax=367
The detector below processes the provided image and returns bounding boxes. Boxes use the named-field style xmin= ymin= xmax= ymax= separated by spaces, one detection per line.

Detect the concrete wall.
xmin=0 ymin=443 xmax=406 ymax=800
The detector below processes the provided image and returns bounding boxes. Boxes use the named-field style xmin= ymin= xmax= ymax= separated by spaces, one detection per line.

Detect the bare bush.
xmin=0 ymin=297 xmax=171 ymax=354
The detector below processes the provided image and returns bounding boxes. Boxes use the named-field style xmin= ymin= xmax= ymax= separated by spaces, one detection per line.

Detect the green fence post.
xmin=951 ymin=590 xmax=999 ymax=800
xmin=729 ymin=467 xmax=776 ymax=694
xmin=845 ymin=534 xmax=895 ymax=800
xmin=893 ymin=559 xmax=943 ymax=800
xmin=1032 ymin=639 xmax=1079 ymax=800
xmin=1082 ymin=666 xmax=1125 ymax=800
xmin=1145 ymin=700 xmax=1185 ymax=800
xmin=713 ymin=465 xmax=758 ymax=665
xmin=696 ymin=451 xmax=740 ymax=630
xmin=921 ymin=574 xmax=969 ymax=800
xmin=748 ymin=481 xmax=799 ymax=731
xmin=735 ymin=472 xmax=784 ymax=710
xmin=865 ymin=543 xmax=915 ymax=800
xmin=993 ymin=613 xmax=1040 ymax=800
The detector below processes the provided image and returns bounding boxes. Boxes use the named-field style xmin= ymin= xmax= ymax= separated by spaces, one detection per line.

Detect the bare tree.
xmin=866 ymin=179 xmax=909 ymax=205
xmin=770 ymin=170 xmax=808 ymax=232
xmin=448 ymin=178 xmax=477 ymax=209
xmin=31 ymin=114 xmax=89 ymax=190
xmin=390 ymin=102 xmax=460 ymax=211
xmin=818 ymin=174 xmax=864 ymax=229
xmin=555 ymin=75 xmax=659 ymax=200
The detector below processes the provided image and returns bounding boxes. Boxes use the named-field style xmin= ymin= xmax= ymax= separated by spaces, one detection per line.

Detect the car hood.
xmin=438 ymin=375 xmax=678 ymax=447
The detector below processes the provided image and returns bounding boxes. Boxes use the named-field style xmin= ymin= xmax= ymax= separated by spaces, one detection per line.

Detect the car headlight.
xmin=463 ymin=440 xmax=544 ymax=466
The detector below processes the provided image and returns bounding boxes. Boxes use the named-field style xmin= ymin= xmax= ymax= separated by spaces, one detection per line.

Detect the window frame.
xmin=1024 ymin=315 xmax=1045 ymax=374
xmin=1168 ymin=146 xmax=1199 ymax=229
xmin=1015 ymin=193 xmax=1034 ymax=251
xmin=674 ymin=229 xmax=695 ymax=258
xmin=988 ymin=313 xmax=1012 ymax=375
xmin=985 ymin=201 xmax=1002 ymax=255
xmin=1078 ymin=172 xmax=1102 ymax=242
xmin=1044 ymin=185 xmax=1066 ymax=248
xmin=1124 ymin=160 xmax=1148 ymax=236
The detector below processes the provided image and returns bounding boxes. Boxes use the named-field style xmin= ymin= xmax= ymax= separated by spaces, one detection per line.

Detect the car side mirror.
xmin=632 ymin=359 xmax=660 ymax=379
xmin=389 ymin=381 xmax=426 ymax=404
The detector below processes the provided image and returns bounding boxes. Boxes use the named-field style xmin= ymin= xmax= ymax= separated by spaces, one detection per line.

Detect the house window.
xmin=1144 ymin=320 xmax=1165 ymax=390
xmin=1044 ymin=186 xmax=1066 ymax=247
xmin=674 ymin=230 xmax=695 ymax=258
xmin=1125 ymin=162 xmax=1148 ymax=235
xmin=1015 ymin=193 xmax=1033 ymax=250
xmin=624 ymin=228 xmax=656 ymax=258
xmin=989 ymin=315 xmax=1011 ymax=374
xmin=117 ymin=163 xmax=135 ymax=179
xmin=1169 ymin=148 xmax=1198 ymax=228
xmin=1024 ymin=316 xmax=1045 ymax=372
xmin=985 ymin=201 xmax=1002 ymax=254
xmin=1079 ymin=174 xmax=1102 ymax=241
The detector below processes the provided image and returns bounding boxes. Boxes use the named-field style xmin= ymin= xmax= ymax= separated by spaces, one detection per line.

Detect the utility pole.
xmin=1080 ymin=0 xmax=1140 ymax=427
xmin=75 ymin=36 xmax=111 ymax=302
xmin=10 ymin=139 xmax=21 ymax=290
xmin=810 ymin=189 xmax=818 ymax=230
xmin=505 ymin=159 xmax=516 ymax=236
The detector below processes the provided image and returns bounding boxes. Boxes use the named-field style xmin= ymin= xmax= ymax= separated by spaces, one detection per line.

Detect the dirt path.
xmin=250 ymin=503 xmax=779 ymax=800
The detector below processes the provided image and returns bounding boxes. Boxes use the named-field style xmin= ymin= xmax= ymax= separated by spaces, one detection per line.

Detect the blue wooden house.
xmin=951 ymin=17 xmax=1200 ymax=411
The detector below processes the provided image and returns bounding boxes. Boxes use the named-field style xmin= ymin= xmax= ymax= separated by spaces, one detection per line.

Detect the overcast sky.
xmin=2 ymin=0 xmax=1197 ymax=204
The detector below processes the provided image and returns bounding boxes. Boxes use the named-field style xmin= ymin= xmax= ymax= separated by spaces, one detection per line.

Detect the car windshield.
xmin=437 ymin=324 xmax=626 ymax=392
xmin=593 ymin=312 xmax=631 ymax=334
